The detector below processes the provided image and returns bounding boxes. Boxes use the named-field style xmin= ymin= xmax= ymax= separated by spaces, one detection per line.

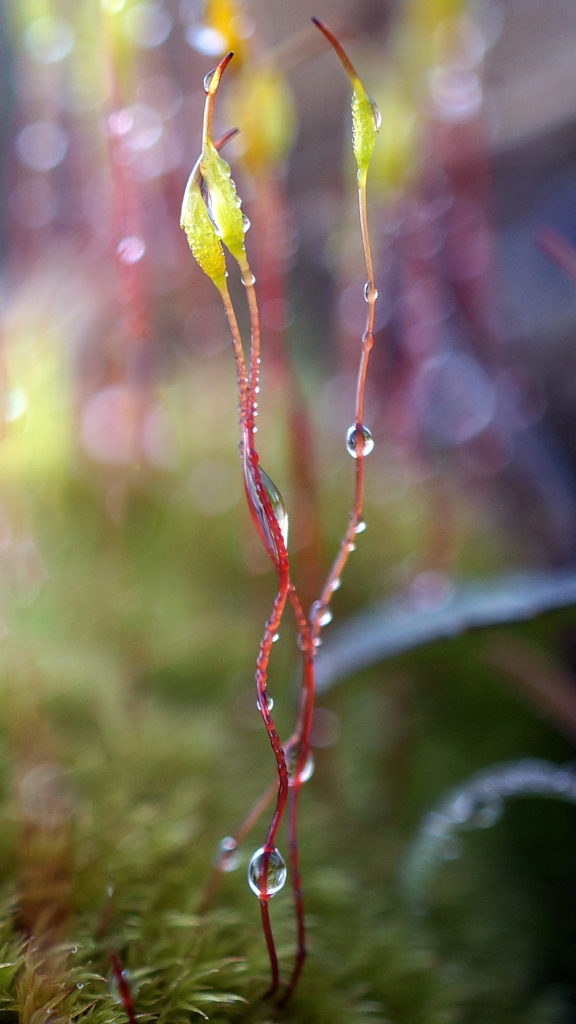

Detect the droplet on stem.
xmin=354 ymin=519 xmax=367 ymax=534
xmin=203 ymin=68 xmax=215 ymax=93
xmin=371 ymin=99 xmax=382 ymax=131
xmin=363 ymin=281 xmax=378 ymax=303
xmin=248 ymin=846 xmax=287 ymax=897
xmin=310 ymin=600 xmax=333 ymax=628
xmin=286 ymin=749 xmax=315 ymax=787
xmin=244 ymin=461 xmax=289 ymax=559
xmin=346 ymin=423 xmax=374 ymax=458
xmin=257 ymin=692 xmax=274 ymax=713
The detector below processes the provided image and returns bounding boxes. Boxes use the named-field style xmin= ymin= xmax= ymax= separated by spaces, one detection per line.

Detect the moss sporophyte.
xmin=181 ymin=21 xmax=380 ymax=1002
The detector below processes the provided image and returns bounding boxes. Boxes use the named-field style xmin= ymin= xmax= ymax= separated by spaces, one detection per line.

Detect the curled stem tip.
xmin=203 ymin=50 xmax=235 ymax=148
xmin=206 ymin=50 xmax=235 ymax=94
xmin=311 ymin=16 xmax=360 ymax=86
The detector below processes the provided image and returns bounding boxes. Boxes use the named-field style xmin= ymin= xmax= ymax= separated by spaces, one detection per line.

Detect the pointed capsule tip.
xmin=311 ymin=17 xmax=358 ymax=83
xmin=205 ymin=51 xmax=235 ymax=94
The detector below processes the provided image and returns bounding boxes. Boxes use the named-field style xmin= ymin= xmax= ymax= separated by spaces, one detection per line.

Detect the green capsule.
xmin=201 ymin=139 xmax=247 ymax=264
xmin=180 ymin=169 xmax=227 ymax=291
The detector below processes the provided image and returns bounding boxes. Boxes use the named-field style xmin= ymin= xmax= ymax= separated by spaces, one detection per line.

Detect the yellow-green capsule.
xmin=200 ymin=139 xmax=247 ymax=264
xmin=312 ymin=18 xmax=380 ymax=180
xmin=352 ymin=83 xmax=380 ymax=177
xmin=180 ymin=167 xmax=227 ymax=291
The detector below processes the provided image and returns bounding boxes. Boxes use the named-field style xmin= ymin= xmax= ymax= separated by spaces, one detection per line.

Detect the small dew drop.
xmin=363 ymin=281 xmax=379 ymax=303
xmin=346 ymin=423 xmax=374 ymax=458
xmin=311 ymin=600 xmax=333 ymax=628
xmin=348 ymin=542 xmax=356 ymax=553
xmin=271 ymin=632 xmax=279 ymax=643
xmin=248 ymin=846 xmax=287 ymax=897
xmin=354 ymin=520 xmax=367 ymax=534
xmin=242 ymin=213 xmax=251 ymax=233
xmin=331 ymin=577 xmax=342 ymax=592
xmin=313 ymin=636 xmax=323 ymax=648
xmin=217 ymin=835 xmax=240 ymax=872
xmin=257 ymin=692 xmax=274 ymax=713
xmin=371 ymin=99 xmax=382 ymax=131
xmin=203 ymin=68 xmax=215 ymax=93
xmin=241 ymin=271 xmax=256 ymax=287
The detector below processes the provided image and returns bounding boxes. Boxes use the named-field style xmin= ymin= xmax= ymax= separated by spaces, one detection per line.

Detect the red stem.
xmin=109 ymin=953 xmax=137 ymax=1024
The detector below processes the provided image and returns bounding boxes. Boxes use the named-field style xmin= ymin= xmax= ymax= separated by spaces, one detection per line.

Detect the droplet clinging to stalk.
xmin=243 ymin=454 xmax=289 ymax=562
xmin=346 ymin=423 xmax=374 ymax=458
xmin=248 ymin=846 xmax=287 ymax=897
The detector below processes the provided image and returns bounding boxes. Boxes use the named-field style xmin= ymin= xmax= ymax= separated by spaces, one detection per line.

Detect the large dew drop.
xmin=247 ymin=846 xmax=287 ymax=897
xmin=245 ymin=459 xmax=289 ymax=559
xmin=286 ymin=748 xmax=315 ymax=788
xmin=346 ymin=424 xmax=374 ymax=458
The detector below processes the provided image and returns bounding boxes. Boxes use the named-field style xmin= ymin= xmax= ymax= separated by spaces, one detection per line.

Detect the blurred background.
xmin=0 ymin=1 xmax=576 ymax=1021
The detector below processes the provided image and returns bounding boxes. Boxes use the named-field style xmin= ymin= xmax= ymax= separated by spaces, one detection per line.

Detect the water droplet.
xmin=363 ymin=281 xmax=379 ymax=303
xmin=348 ymin=542 xmax=356 ymax=553
xmin=242 ymin=213 xmax=251 ymax=233
xmin=76 ymin=983 xmax=84 ymax=990
xmin=241 ymin=271 xmax=256 ymax=286
xmin=217 ymin=835 xmax=240 ymax=872
xmin=371 ymin=99 xmax=382 ymax=131
xmin=346 ymin=424 xmax=374 ymax=458
xmin=330 ymin=577 xmax=342 ymax=592
xmin=311 ymin=600 xmax=333 ymax=628
xmin=244 ymin=458 xmax=289 ymax=560
xmin=271 ymin=632 xmax=279 ymax=643
xmin=203 ymin=68 xmax=216 ymax=93
xmin=257 ymin=692 xmax=274 ymax=713
xmin=354 ymin=520 xmax=367 ymax=534
xmin=286 ymin=749 xmax=315 ymax=787
xmin=248 ymin=846 xmax=287 ymax=897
